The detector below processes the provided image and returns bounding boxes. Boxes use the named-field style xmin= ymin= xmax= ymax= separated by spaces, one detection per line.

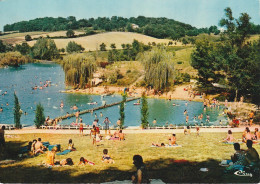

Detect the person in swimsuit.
xmin=90 ymin=125 xmax=97 ymax=145
xmin=79 ymin=119 xmax=84 ymax=136
xmin=45 ymin=147 xmax=58 ymax=166
xmin=169 ymin=134 xmax=177 ymax=146
xmin=68 ymin=139 xmax=76 ymax=151
xmin=102 ymin=149 xmax=114 ymax=163
xmin=223 ymin=130 xmax=235 ymax=142
xmin=103 ymin=117 xmax=111 ymax=135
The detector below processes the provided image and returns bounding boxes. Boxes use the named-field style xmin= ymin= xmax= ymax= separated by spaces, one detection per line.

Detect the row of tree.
xmin=191 ymin=8 xmax=260 ymax=106
xmin=3 ymin=16 xmax=232 ymax=40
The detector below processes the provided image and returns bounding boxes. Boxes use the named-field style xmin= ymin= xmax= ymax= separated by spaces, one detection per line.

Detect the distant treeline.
xmin=4 ymin=16 xmax=222 ymax=39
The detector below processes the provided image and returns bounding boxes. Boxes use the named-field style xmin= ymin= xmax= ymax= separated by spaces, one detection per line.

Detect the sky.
xmin=0 ymin=0 xmax=259 ymax=31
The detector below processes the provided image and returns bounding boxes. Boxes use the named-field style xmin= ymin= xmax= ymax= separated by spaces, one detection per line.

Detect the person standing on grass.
xmin=103 ymin=117 xmax=111 ymax=135
xmin=79 ymin=119 xmax=84 ymax=136
xmin=132 ymin=155 xmax=149 ymax=184
xmin=90 ymin=125 xmax=97 ymax=146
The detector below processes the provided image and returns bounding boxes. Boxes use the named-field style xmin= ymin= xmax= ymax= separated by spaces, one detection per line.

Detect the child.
xmin=78 ymin=157 xmax=95 ymax=165
xmin=223 ymin=130 xmax=235 ymax=142
xmin=68 ymin=139 xmax=76 ymax=151
xmin=102 ymin=149 xmax=115 ymax=163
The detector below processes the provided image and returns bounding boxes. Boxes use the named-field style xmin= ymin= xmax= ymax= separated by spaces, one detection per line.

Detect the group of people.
xmin=152 ymin=133 xmax=177 ymax=147
xmin=225 ymin=140 xmax=259 ymax=172
xmin=222 ymin=127 xmax=260 ymax=143
xmin=32 ymin=80 xmax=51 ymax=90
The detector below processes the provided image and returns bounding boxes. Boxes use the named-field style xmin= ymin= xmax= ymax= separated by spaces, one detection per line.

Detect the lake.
xmin=0 ymin=63 xmax=228 ymax=127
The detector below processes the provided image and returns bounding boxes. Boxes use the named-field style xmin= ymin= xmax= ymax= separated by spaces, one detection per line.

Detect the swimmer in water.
xmin=6 ymin=102 xmax=9 ymax=106
xmin=60 ymin=101 xmax=64 ymax=109
xmin=184 ymin=109 xmax=187 ymax=115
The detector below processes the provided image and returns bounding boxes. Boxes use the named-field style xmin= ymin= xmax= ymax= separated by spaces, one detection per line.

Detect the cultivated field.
xmin=27 ymin=32 xmax=183 ymax=51
xmin=0 ymin=132 xmax=259 ymax=183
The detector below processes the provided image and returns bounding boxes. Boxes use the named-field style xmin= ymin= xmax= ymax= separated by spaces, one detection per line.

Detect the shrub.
xmin=25 ymin=35 xmax=32 ymax=41
xmin=0 ymin=52 xmax=32 ymax=67
xmin=66 ymin=41 xmax=85 ymax=53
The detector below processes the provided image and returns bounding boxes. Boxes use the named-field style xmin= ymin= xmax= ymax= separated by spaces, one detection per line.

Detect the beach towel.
xmin=19 ymin=146 xmax=29 ymax=154
xmin=221 ymin=142 xmax=243 ymax=145
xmin=56 ymin=149 xmax=71 ymax=155
xmin=43 ymin=142 xmax=50 ymax=147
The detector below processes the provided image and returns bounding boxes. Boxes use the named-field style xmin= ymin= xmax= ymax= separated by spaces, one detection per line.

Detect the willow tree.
xmin=138 ymin=47 xmax=174 ymax=91
xmin=62 ymin=53 xmax=97 ymax=88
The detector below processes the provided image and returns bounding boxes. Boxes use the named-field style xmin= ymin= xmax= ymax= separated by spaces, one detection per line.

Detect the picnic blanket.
xmin=56 ymin=149 xmax=71 ymax=155
xmin=222 ymin=142 xmax=243 ymax=145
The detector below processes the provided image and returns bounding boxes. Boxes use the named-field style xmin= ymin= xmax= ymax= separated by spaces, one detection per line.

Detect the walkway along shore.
xmin=56 ymin=97 xmax=140 ymax=120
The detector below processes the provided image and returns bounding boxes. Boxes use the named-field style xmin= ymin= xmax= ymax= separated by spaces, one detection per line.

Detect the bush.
xmin=25 ymin=35 xmax=32 ymax=41
xmin=66 ymin=41 xmax=85 ymax=53
xmin=0 ymin=52 xmax=32 ymax=67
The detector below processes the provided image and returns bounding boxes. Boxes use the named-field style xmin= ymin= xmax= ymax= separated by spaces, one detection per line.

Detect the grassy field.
xmin=27 ymin=32 xmax=182 ymax=51
xmin=1 ymin=132 xmax=259 ymax=183
xmin=172 ymin=47 xmax=197 ymax=77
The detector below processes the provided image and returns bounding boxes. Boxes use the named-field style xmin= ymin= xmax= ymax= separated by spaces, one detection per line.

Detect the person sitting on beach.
xmin=102 ymin=149 xmax=115 ymax=163
xmin=245 ymin=140 xmax=259 ymax=166
xmin=119 ymin=130 xmax=125 ymax=141
xmin=31 ymin=139 xmax=37 ymax=154
xmin=169 ymin=134 xmax=177 ymax=146
xmin=223 ymin=130 xmax=235 ymax=143
xmin=68 ymin=139 xmax=76 ymax=151
xmin=113 ymin=128 xmax=120 ymax=139
xmin=78 ymin=157 xmax=95 ymax=165
xmin=60 ymin=158 xmax=74 ymax=166
xmin=225 ymin=143 xmax=246 ymax=172
xmin=132 ymin=155 xmax=149 ymax=184
xmin=45 ymin=147 xmax=58 ymax=166
xmin=35 ymin=138 xmax=46 ymax=154
xmin=253 ymin=128 xmax=260 ymax=140
xmin=242 ymin=127 xmax=252 ymax=142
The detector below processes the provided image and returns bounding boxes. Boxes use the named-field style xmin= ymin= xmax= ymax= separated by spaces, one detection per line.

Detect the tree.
xmin=62 ymin=53 xmax=97 ymax=88
xmin=66 ymin=41 xmax=85 ymax=53
xmin=32 ymin=38 xmax=59 ymax=60
xmin=119 ymin=93 xmax=127 ymax=129
xmin=14 ymin=93 xmax=22 ymax=129
xmin=66 ymin=29 xmax=75 ymax=38
xmin=25 ymin=35 xmax=32 ymax=41
xmin=15 ymin=42 xmax=30 ymax=55
xmin=99 ymin=43 xmax=107 ymax=51
xmin=141 ymin=93 xmax=149 ymax=129
xmin=0 ymin=52 xmax=31 ymax=67
xmin=34 ymin=103 xmax=45 ymax=128
xmin=191 ymin=39 xmax=217 ymax=93
xmin=138 ymin=47 xmax=174 ymax=91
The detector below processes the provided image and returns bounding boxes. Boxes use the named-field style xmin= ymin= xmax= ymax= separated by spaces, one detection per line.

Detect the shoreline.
xmin=4 ymin=125 xmax=258 ymax=135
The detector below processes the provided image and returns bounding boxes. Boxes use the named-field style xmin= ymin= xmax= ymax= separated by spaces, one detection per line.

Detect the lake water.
xmin=0 ymin=63 xmax=228 ymax=127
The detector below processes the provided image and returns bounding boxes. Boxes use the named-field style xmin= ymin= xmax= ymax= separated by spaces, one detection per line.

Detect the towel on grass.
xmin=56 ymin=149 xmax=71 ymax=155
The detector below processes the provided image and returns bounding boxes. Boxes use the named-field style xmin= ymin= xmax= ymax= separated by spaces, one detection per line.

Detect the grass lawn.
xmin=1 ymin=132 xmax=259 ymax=183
